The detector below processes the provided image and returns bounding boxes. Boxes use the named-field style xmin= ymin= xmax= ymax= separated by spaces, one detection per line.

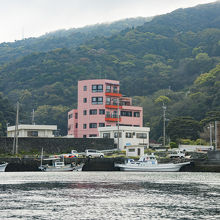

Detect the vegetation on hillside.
xmin=0 ymin=2 xmax=219 ymax=140
xmin=0 ymin=17 xmax=151 ymax=65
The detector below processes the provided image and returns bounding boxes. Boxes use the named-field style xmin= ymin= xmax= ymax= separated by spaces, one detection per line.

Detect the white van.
xmin=85 ymin=149 xmax=104 ymax=158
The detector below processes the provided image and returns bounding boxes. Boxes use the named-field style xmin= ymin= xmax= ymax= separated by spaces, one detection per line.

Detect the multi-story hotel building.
xmin=67 ymin=79 xmax=143 ymax=138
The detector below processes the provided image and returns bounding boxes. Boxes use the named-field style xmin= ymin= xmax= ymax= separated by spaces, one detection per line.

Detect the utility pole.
xmin=32 ymin=109 xmax=35 ymax=125
xmin=209 ymin=123 xmax=213 ymax=147
xmin=162 ymin=103 xmax=166 ymax=148
xmin=117 ymin=97 xmax=120 ymax=149
xmin=215 ymin=121 xmax=218 ymax=151
xmin=15 ymin=102 xmax=19 ymax=155
xmin=12 ymin=102 xmax=19 ymax=155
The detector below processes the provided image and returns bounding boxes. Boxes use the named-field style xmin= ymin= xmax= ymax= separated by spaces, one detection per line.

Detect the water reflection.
xmin=0 ymin=172 xmax=219 ymax=219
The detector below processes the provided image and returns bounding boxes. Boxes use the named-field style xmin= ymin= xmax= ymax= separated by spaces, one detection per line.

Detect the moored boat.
xmin=39 ymin=158 xmax=76 ymax=172
xmin=38 ymin=148 xmax=83 ymax=172
xmin=114 ymin=154 xmax=190 ymax=172
xmin=0 ymin=162 xmax=8 ymax=172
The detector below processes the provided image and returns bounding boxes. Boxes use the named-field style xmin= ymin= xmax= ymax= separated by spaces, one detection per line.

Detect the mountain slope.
xmin=0 ymin=2 xmax=219 ymax=137
xmin=0 ymin=17 xmax=151 ymax=65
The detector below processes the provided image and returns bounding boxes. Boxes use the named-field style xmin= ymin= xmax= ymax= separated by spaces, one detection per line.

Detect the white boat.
xmin=0 ymin=162 xmax=8 ymax=172
xmin=39 ymin=159 xmax=76 ymax=172
xmin=38 ymin=148 xmax=83 ymax=172
xmin=115 ymin=154 xmax=190 ymax=172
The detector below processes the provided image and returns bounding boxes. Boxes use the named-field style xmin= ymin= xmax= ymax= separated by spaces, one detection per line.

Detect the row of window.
xmin=69 ymin=110 xmax=139 ymax=120
xmin=103 ymin=132 xmax=147 ymax=139
xmin=121 ymin=111 xmax=140 ymax=117
xmin=83 ymin=123 xmax=105 ymax=129
xmin=83 ymin=97 xmax=104 ymax=105
xmin=83 ymin=84 xmax=118 ymax=93
xmin=83 ymin=134 xmax=98 ymax=138
xmin=83 ymin=109 xmax=105 ymax=115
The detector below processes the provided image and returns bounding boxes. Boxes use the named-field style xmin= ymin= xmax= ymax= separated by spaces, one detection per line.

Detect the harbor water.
xmin=0 ymin=172 xmax=219 ymax=219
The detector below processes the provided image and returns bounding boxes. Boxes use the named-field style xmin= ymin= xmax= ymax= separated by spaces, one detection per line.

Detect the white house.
xmin=7 ymin=124 xmax=57 ymax=138
xmin=98 ymin=126 xmax=150 ymax=150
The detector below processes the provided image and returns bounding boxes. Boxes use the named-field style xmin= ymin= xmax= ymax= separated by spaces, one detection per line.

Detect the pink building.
xmin=68 ymin=79 xmax=143 ymax=138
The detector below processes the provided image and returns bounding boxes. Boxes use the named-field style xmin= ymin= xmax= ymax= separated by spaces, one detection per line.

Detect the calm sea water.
xmin=0 ymin=172 xmax=219 ymax=220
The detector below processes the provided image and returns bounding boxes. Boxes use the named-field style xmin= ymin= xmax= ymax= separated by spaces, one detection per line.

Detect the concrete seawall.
xmin=1 ymin=157 xmax=220 ymax=172
xmin=0 ymin=137 xmax=114 ymax=154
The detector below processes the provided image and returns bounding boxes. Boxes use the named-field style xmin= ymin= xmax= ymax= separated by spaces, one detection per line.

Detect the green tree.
xmin=167 ymin=116 xmax=202 ymax=142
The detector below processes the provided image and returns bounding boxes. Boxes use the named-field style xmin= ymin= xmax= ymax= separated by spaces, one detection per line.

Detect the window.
xmin=114 ymin=132 xmax=122 ymax=138
xmin=92 ymin=84 xmax=103 ymax=93
xmin=83 ymin=98 xmax=87 ymax=103
xmin=106 ymin=85 xmax=111 ymax=92
xmin=99 ymin=109 xmax=105 ymax=115
xmin=106 ymin=97 xmax=111 ymax=105
xmin=128 ymin=149 xmax=135 ymax=152
xmin=83 ymin=110 xmax=87 ymax=115
xmin=103 ymin=133 xmax=110 ymax=138
xmin=83 ymin=135 xmax=87 ymax=138
xmin=92 ymin=97 xmax=103 ymax=105
xmin=134 ymin=112 xmax=140 ymax=117
xmin=126 ymin=132 xmax=133 ymax=138
xmin=89 ymin=134 xmax=97 ymax=137
xmin=27 ymin=131 xmax=38 ymax=137
xmin=75 ymin=123 xmax=78 ymax=128
xmin=75 ymin=113 xmax=78 ymax=119
xmin=99 ymin=123 xmax=105 ymax=127
xmin=68 ymin=114 xmax=73 ymax=119
xmin=83 ymin=85 xmax=87 ymax=91
xmin=121 ymin=111 xmax=132 ymax=117
xmin=136 ymin=133 xmax=147 ymax=139
xmin=83 ymin=124 xmax=87 ymax=129
xmin=113 ymin=86 xmax=118 ymax=93
xmin=90 ymin=109 xmax=97 ymax=115
xmin=112 ymin=98 xmax=118 ymax=105
xmin=89 ymin=123 xmax=97 ymax=128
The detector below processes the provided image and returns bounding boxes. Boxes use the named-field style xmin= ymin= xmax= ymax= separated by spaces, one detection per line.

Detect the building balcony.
xmin=105 ymin=113 xmax=121 ymax=122
xmin=105 ymin=103 xmax=122 ymax=109
xmin=105 ymin=90 xmax=122 ymax=97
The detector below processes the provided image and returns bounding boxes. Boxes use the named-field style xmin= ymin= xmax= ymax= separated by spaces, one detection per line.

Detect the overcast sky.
xmin=0 ymin=0 xmax=217 ymax=43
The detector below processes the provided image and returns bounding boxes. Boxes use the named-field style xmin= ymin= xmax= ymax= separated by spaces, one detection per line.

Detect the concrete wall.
xmin=208 ymin=151 xmax=220 ymax=160
xmin=0 ymin=137 xmax=114 ymax=154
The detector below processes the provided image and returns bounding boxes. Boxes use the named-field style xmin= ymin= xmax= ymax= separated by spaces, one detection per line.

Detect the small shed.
xmin=125 ymin=145 xmax=145 ymax=158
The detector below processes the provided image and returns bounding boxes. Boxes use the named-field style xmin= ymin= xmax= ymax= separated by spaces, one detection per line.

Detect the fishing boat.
xmin=38 ymin=148 xmax=83 ymax=172
xmin=0 ymin=162 xmax=8 ymax=172
xmin=114 ymin=154 xmax=190 ymax=172
xmin=39 ymin=158 xmax=74 ymax=172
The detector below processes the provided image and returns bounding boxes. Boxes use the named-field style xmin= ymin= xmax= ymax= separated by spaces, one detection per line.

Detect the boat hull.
xmin=0 ymin=163 xmax=8 ymax=172
xmin=115 ymin=162 xmax=190 ymax=172
xmin=39 ymin=163 xmax=84 ymax=172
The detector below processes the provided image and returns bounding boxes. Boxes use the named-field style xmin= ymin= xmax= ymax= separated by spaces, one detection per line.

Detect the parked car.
xmin=85 ymin=149 xmax=104 ymax=158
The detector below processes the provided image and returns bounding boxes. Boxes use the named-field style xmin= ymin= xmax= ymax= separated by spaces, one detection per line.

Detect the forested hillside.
xmin=0 ymin=17 xmax=150 ymax=65
xmin=0 ymin=2 xmax=219 ymax=140
xmin=0 ymin=94 xmax=15 ymax=136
